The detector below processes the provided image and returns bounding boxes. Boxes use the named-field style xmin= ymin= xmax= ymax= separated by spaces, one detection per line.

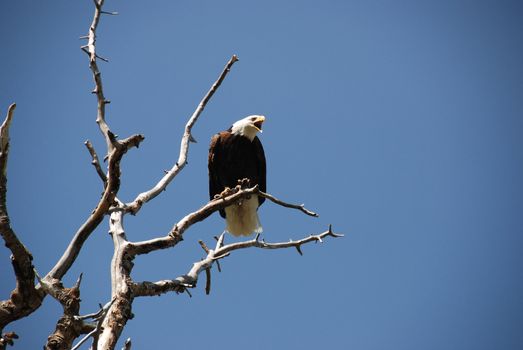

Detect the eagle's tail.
xmin=224 ymin=194 xmax=262 ymax=236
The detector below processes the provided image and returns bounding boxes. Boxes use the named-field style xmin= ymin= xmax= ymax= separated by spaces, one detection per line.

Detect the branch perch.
xmin=127 ymin=185 xmax=260 ymax=256
xmin=127 ymin=184 xmax=318 ymax=257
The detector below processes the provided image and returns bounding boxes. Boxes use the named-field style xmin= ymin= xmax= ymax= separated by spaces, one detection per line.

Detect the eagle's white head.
xmin=230 ymin=115 xmax=266 ymax=141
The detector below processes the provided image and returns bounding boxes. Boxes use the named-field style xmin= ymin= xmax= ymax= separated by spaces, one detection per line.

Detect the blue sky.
xmin=1 ymin=0 xmax=523 ymax=349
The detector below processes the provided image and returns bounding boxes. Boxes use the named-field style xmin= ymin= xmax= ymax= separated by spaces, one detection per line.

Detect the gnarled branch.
xmin=37 ymin=274 xmax=89 ymax=350
xmin=0 ymin=104 xmax=43 ymax=333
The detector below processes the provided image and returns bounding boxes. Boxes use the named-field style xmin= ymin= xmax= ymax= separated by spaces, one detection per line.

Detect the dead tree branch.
xmin=258 ymin=190 xmax=318 ymax=217
xmin=85 ymin=140 xmax=107 ymax=184
xmin=0 ymin=104 xmax=44 ymax=334
xmin=127 ymin=184 xmax=318 ymax=257
xmin=127 ymin=185 xmax=261 ymax=256
xmin=128 ymin=184 xmax=331 ymax=298
xmin=132 ymin=226 xmax=343 ymax=297
xmin=125 ymin=54 xmax=239 ymax=215
xmin=81 ymin=0 xmax=113 ymax=148
xmin=72 ymin=299 xmax=114 ymax=350
xmin=98 ymin=183 xmax=322 ymax=347
xmin=46 ymin=0 xmax=145 ymax=282
xmin=45 ymin=132 xmax=143 ymax=282
xmin=96 ymin=210 xmax=134 ymax=350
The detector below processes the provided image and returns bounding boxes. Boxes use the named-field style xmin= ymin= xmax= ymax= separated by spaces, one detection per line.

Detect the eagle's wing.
xmin=252 ymin=136 xmax=266 ymax=206
xmin=208 ymin=133 xmax=226 ymax=218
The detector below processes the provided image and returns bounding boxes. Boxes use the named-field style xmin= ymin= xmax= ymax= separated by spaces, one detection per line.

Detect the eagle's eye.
xmin=250 ymin=117 xmax=257 ymax=121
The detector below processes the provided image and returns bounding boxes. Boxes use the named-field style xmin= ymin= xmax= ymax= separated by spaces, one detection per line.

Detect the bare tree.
xmin=0 ymin=1 xmax=342 ymax=349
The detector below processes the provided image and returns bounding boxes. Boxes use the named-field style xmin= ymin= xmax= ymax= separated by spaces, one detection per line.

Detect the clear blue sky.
xmin=1 ymin=0 xmax=522 ymax=349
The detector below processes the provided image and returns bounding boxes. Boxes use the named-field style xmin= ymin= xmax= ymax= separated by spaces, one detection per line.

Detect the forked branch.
xmin=85 ymin=140 xmax=107 ymax=184
xmin=45 ymin=132 xmax=143 ymax=281
xmin=71 ymin=299 xmax=115 ymax=350
xmin=35 ymin=272 xmax=95 ymax=350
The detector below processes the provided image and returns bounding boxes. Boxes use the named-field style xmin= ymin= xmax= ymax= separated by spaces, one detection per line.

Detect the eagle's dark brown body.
xmin=208 ymin=131 xmax=266 ymax=219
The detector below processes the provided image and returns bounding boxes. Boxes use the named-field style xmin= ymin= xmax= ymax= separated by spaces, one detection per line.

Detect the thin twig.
xmin=71 ymin=328 xmax=97 ymax=350
xmin=90 ymin=298 xmax=116 ymax=350
xmin=217 ymin=225 xmax=343 ymax=257
xmin=259 ymin=190 xmax=318 ymax=217
xmin=84 ymin=0 xmax=113 ymax=148
xmin=204 ymin=268 xmax=211 ymax=295
xmin=121 ymin=338 xmax=132 ymax=350
xmin=85 ymin=140 xmax=107 ymax=183
xmin=0 ymin=103 xmax=16 ymax=153
xmin=101 ymin=10 xmax=119 ymax=15
xmin=69 ymin=299 xmax=114 ymax=350
xmin=198 ymin=240 xmax=213 ymax=293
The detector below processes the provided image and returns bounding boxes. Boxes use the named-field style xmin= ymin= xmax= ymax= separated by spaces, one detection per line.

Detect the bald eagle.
xmin=208 ymin=115 xmax=266 ymax=236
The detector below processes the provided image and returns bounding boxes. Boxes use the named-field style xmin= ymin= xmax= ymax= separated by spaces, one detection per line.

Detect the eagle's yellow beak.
xmin=253 ymin=115 xmax=265 ymax=132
